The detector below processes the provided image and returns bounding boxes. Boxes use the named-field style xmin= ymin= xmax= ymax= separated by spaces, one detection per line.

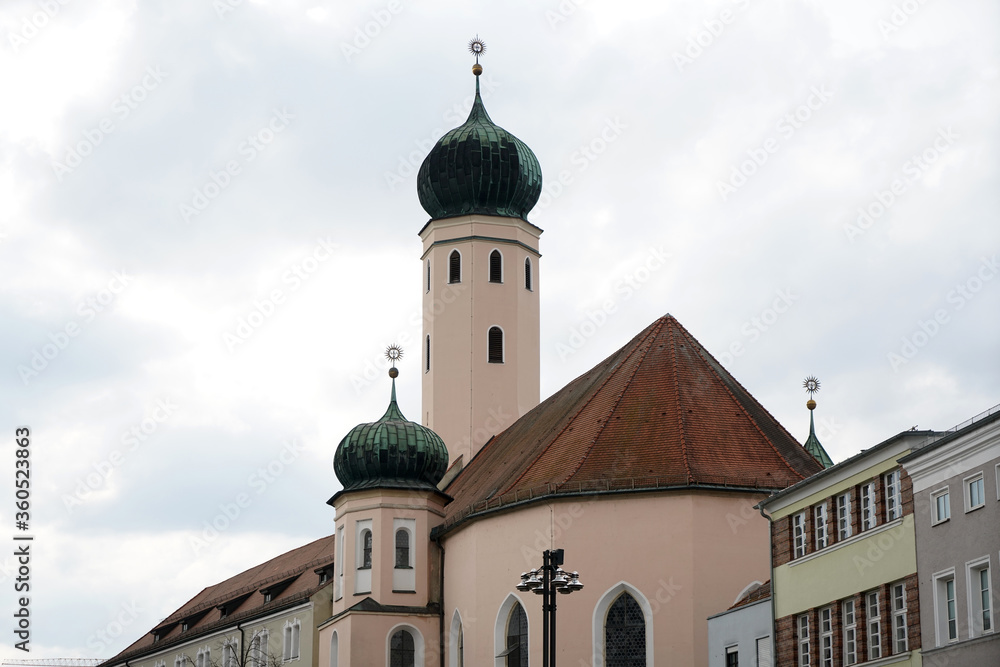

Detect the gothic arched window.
xmin=489 ymin=249 xmax=503 ymax=283
xmin=524 ymin=257 xmax=532 ymax=291
xmin=389 ymin=629 xmax=415 ymax=667
xmin=449 ymin=250 xmax=461 ymax=284
xmin=488 ymin=327 xmax=504 ymax=364
xmin=504 ymin=603 xmax=528 ymax=667
xmin=605 ymin=593 xmax=646 ymax=667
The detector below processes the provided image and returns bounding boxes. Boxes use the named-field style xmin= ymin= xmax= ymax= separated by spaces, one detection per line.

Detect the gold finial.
xmin=386 ymin=344 xmax=403 ymax=378
xmin=469 ymin=35 xmax=486 ymax=75
xmin=803 ymin=375 xmax=820 ymax=410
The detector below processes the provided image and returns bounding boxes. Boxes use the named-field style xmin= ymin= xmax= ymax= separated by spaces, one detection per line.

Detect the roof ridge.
xmin=680 ymin=324 xmax=800 ymax=477
xmin=558 ymin=318 xmax=664 ymax=488
xmin=668 ymin=320 xmax=693 ymax=483
xmin=499 ymin=319 xmax=658 ymax=496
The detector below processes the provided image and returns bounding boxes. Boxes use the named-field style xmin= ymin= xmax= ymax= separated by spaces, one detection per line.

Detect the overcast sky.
xmin=1 ymin=0 xmax=998 ymax=658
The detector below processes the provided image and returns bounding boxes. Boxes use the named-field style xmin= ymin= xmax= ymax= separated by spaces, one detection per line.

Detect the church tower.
xmin=415 ymin=41 xmax=542 ymax=468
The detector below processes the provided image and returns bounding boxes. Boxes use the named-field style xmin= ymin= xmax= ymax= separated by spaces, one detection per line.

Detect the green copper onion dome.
xmin=333 ymin=376 xmax=449 ymax=492
xmin=416 ymin=69 xmax=542 ymax=222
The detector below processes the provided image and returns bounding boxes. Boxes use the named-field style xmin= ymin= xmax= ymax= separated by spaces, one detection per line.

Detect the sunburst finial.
xmin=469 ymin=35 xmax=486 ymax=75
xmin=386 ymin=344 xmax=403 ymax=378
xmin=803 ymin=375 xmax=820 ymax=410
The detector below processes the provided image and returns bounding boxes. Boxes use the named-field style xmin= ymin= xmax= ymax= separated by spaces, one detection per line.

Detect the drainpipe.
xmin=237 ymin=621 xmax=245 ymax=666
xmin=435 ymin=534 xmax=445 ymax=667
xmin=758 ymin=504 xmax=777 ymax=667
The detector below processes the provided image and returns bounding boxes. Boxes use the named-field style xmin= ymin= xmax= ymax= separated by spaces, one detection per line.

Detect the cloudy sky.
xmin=1 ymin=0 xmax=998 ymax=658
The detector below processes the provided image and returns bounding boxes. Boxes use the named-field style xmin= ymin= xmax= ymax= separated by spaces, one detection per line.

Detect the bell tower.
xmin=416 ymin=39 xmax=542 ymax=469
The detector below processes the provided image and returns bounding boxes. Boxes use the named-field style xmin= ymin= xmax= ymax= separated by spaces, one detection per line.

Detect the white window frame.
xmin=196 ymin=648 xmax=211 ymax=667
xmin=965 ymin=472 xmax=986 ymax=512
xmin=175 ymin=656 xmax=186 ymax=667
xmin=725 ymin=645 xmax=738 ymax=667
xmin=930 ymin=487 xmax=951 ymax=525
xmin=933 ymin=569 xmax=958 ymax=646
xmin=819 ymin=607 xmax=833 ymax=667
xmin=891 ymin=581 xmax=908 ymax=653
xmin=866 ymin=590 xmax=882 ymax=660
xmin=223 ymin=638 xmax=239 ymax=667
xmin=884 ymin=469 xmax=901 ymax=521
xmin=837 ymin=491 xmax=852 ymax=540
xmin=966 ymin=557 xmax=993 ymax=637
xmin=861 ymin=482 xmax=877 ymax=531
xmin=793 ymin=512 xmax=807 ymax=559
xmin=814 ymin=503 xmax=828 ymax=550
xmin=797 ymin=614 xmax=810 ymax=667
xmin=843 ymin=599 xmax=857 ymax=665
xmin=283 ymin=619 xmax=301 ymax=662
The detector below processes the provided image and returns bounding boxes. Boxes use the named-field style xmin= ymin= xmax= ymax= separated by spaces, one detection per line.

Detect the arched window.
xmin=503 ymin=604 xmax=528 ymax=667
xmin=361 ymin=529 xmax=372 ymax=569
xmin=489 ymin=249 xmax=503 ymax=283
xmin=426 ymin=260 xmax=431 ymax=293
xmin=449 ymin=250 xmax=461 ymax=284
xmin=329 ymin=632 xmax=338 ymax=667
xmin=425 ymin=335 xmax=430 ymax=373
xmin=488 ymin=327 xmax=504 ymax=364
xmin=457 ymin=625 xmax=464 ymax=667
xmin=389 ymin=629 xmax=415 ymax=667
xmin=395 ymin=529 xmax=411 ymax=569
xmin=524 ymin=258 xmax=532 ymax=291
xmin=605 ymin=593 xmax=646 ymax=667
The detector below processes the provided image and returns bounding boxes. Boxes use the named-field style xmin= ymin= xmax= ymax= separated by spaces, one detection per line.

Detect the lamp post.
xmin=515 ymin=548 xmax=584 ymax=667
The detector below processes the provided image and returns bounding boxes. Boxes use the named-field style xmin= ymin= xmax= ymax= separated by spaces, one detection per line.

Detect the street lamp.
xmin=515 ymin=549 xmax=584 ymax=667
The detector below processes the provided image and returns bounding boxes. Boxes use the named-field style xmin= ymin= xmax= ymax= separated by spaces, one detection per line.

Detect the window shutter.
xmin=449 ymin=250 xmax=461 ymax=283
xmin=524 ymin=258 xmax=532 ymax=290
xmin=488 ymin=327 xmax=503 ymax=363
xmin=489 ymin=250 xmax=502 ymax=282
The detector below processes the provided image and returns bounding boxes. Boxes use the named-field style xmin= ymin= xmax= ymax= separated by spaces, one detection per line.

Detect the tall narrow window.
xmin=426 ymin=260 xmax=431 ymax=292
xmin=504 ymin=603 xmax=528 ymax=667
xmin=837 ymin=492 xmax=853 ymax=540
xmin=425 ymin=335 xmax=430 ymax=373
xmin=867 ymin=590 xmax=882 ymax=659
xmin=283 ymin=622 xmax=300 ymax=661
xmin=389 ymin=629 xmax=415 ymax=667
xmin=793 ymin=512 xmax=807 ymax=558
xmin=891 ymin=582 xmax=908 ymax=652
xmin=931 ymin=488 xmax=950 ymax=524
xmin=966 ymin=473 xmax=985 ymax=511
xmin=861 ymin=482 xmax=877 ymax=530
xmin=457 ymin=624 xmax=464 ymax=667
xmin=814 ymin=504 xmax=828 ymax=550
xmin=524 ymin=257 xmax=532 ymax=291
xmin=488 ymin=327 xmax=504 ymax=364
xmin=884 ymin=469 xmax=901 ymax=521
xmin=448 ymin=250 xmax=461 ymax=284
xmin=489 ymin=249 xmax=502 ymax=283
xmin=395 ymin=529 xmax=411 ymax=569
xmin=970 ymin=563 xmax=992 ymax=635
xmin=725 ymin=646 xmax=738 ymax=667
xmin=605 ymin=592 xmax=646 ymax=667
xmin=360 ymin=529 xmax=372 ymax=569
xmin=843 ymin=599 xmax=857 ymax=665
xmin=945 ymin=578 xmax=957 ymax=641
xmin=820 ymin=607 xmax=833 ymax=667
xmin=797 ymin=614 xmax=810 ymax=666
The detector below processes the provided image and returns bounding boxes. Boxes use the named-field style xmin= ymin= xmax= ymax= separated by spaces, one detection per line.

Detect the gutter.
xmin=757 ymin=503 xmax=777 ymax=666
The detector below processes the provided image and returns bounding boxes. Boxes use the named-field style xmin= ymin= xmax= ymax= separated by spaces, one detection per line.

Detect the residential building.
xmin=708 ymin=581 xmax=773 ymax=667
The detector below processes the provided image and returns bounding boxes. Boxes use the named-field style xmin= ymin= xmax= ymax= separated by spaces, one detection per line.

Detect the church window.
xmin=503 ymin=603 xmax=528 ymax=667
xmin=488 ymin=327 xmax=504 ymax=364
xmin=389 ymin=629 xmax=415 ymax=667
xmin=605 ymin=592 xmax=646 ymax=667
xmin=425 ymin=335 xmax=430 ymax=373
xmin=489 ymin=249 xmax=503 ymax=283
xmin=426 ymin=260 xmax=431 ymax=292
xmin=524 ymin=257 xmax=532 ymax=291
xmin=457 ymin=624 xmax=464 ymax=667
xmin=361 ymin=529 xmax=373 ymax=569
xmin=395 ymin=529 xmax=411 ymax=569
xmin=449 ymin=250 xmax=461 ymax=283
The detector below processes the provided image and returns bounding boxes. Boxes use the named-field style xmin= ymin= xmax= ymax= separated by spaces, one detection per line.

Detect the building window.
xmin=891 ymin=582 xmax=908 ymax=653
xmin=866 ymin=590 xmax=882 ymax=659
xmin=425 ymin=335 xmax=430 ymax=373
xmin=837 ymin=492 xmax=852 ymax=540
xmin=175 ymin=657 xmax=185 ymax=667
xmin=504 ymin=603 xmax=528 ymax=667
xmin=819 ymin=607 xmax=833 ymax=667
xmin=457 ymin=624 xmax=464 ymax=667
xmin=935 ymin=573 xmax=958 ymax=644
xmin=426 ymin=260 xmax=431 ymax=292
xmin=389 ymin=629 xmax=415 ymax=667
xmin=965 ymin=472 xmax=985 ymax=512
xmin=792 ymin=512 xmax=807 ymax=558
xmin=489 ymin=249 xmax=503 ymax=283
xmin=360 ymin=529 xmax=372 ymax=569
xmin=605 ymin=592 xmax=646 ymax=667
xmin=843 ymin=599 xmax=857 ymax=665
xmin=395 ymin=529 xmax=411 ymax=569
xmin=448 ymin=250 xmax=461 ymax=284
xmin=797 ymin=614 xmax=810 ymax=666
xmin=861 ymin=482 xmax=877 ymax=531
xmin=931 ymin=487 xmax=950 ymax=525
xmin=814 ymin=503 xmax=828 ymax=550
xmin=524 ymin=257 xmax=532 ymax=291
xmin=223 ymin=641 xmax=238 ymax=667
xmin=725 ymin=645 xmax=738 ymax=667
xmin=283 ymin=621 xmax=300 ymax=661
xmin=488 ymin=326 xmax=504 ymax=364
xmin=969 ymin=561 xmax=993 ymax=636
xmin=196 ymin=649 xmax=211 ymax=667
xmin=756 ymin=636 xmax=772 ymax=667
xmin=884 ymin=469 xmax=901 ymax=521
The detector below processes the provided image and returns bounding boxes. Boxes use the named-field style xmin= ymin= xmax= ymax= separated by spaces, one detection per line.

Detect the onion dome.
xmin=416 ymin=64 xmax=542 ymax=222
xmin=333 ymin=369 xmax=449 ymax=493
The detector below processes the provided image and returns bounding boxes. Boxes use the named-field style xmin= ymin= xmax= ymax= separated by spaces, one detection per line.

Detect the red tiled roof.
xmin=439 ymin=314 xmax=823 ymax=531
xmin=728 ymin=580 xmax=771 ymax=610
xmin=104 ymin=535 xmax=335 ymax=665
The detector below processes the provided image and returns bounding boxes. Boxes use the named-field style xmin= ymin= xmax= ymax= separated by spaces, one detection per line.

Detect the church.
xmin=103 ymin=50 xmax=829 ymax=667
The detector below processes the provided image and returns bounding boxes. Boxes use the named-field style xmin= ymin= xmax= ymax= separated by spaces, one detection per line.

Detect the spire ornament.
xmin=386 ymin=344 xmax=403 ymax=378
xmin=801 ymin=375 xmax=833 ymax=468
xmin=468 ymin=35 xmax=486 ymax=76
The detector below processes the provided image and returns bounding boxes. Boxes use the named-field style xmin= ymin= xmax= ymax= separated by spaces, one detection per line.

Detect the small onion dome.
xmin=333 ymin=379 xmax=449 ymax=492
xmin=416 ymin=73 xmax=542 ymax=222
